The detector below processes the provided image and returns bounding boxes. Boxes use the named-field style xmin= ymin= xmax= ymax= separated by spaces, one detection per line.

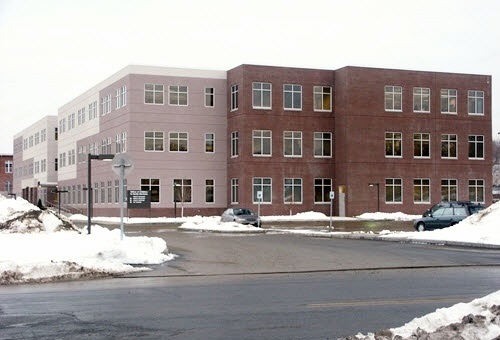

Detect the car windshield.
xmin=234 ymin=209 xmax=253 ymax=216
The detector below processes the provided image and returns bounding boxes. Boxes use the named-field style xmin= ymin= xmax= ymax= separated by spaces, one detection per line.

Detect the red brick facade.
xmin=228 ymin=65 xmax=492 ymax=216
xmin=0 ymin=155 xmax=13 ymax=195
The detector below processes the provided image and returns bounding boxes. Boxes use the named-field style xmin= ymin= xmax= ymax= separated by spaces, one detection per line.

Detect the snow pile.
xmin=178 ymin=215 xmax=264 ymax=233
xmin=346 ymin=290 xmax=500 ymax=340
xmin=0 ymin=195 xmax=173 ymax=284
xmin=357 ymin=211 xmax=421 ymax=221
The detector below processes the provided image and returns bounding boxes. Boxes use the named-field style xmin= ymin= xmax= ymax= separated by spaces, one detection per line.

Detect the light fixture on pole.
xmin=87 ymin=153 xmax=115 ymax=235
xmin=368 ymin=182 xmax=380 ymax=212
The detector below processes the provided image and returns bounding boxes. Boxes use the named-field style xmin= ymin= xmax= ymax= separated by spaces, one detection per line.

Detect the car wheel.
xmin=416 ymin=222 xmax=425 ymax=232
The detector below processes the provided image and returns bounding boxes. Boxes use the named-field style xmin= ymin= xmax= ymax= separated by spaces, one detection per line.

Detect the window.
xmin=468 ymin=90 xmax=484 ymax=115
xmin=385 ymin=132 xmax=402 ymax=157
xmin=114 ymin=180 xmax=119 ymax=203
xmin=284 ymin=84 xmax=302 ymax=110
xmin=144 ymin=132 xmax=164 ymax=151
xmin=145 ymin=84 xmax=164 ymax=104
xmin=231 ymin=178 xmax=239 ymax=204
xmin=413 ymin=133 xmax=430 ymax=158
xmin=314 ymin=132 xmax=332 ymax=157
xmin=441 ymin=89 xmax=457 ymax=114
xmin=384 ymin=86 xmax=402 ymax=111
xmin=441 ymin=134 xmax=457 ymax=158
xmin=441 ymin=179 xmax=458 ymax=201
xmin=413 ymin=178 xmax=430 ymax=203
xmin=205 ymin=179 xmax=214 ymax=203
xmin=116 ymin=86 xmax=126 ymax=109
xmin=253 ymin=177 xmax=272 ymax=203
xmin=141 ymin=178 xmax=160 ymax=203
xmin=413 ymin=87 xmax=430 ymax=112
xmin=41 ymin=129 xmax=46 ymax=142
xmin=231 ymin=131 xmax=239 ymax=157
xmin=5 ymin=181 xmax=12 ymax=193
xmin=94 ymin=182 xmax=99 ymax=204
xmin=88 ymin=101 xmax=97 ymax=120
xmin=101 ymin=97 xmax=106 ymax=115
xmin=314 ymin=178 xmax=332 ymax=203
xmin=101 ymin=137 xmax=111 ymax=154
xmin=34 ymin=161 xmax=39 ymax=174
xmin=121 ymin=132 xmax=127 ymax=152
xmin=205 ymin=133 xmax=215 ymax=153
xmin=468 ymin=179 xmax=484 ymax=203
xmin=252 ymin=130 xmax=272 ymax=156
xmin=313 ymin=86 xmax=332 ymax=111
xmin=230 ymin=85 xmax=238 ymax=111
xmin=252 ymin=82 xmax=272 ymax=109
xmin=106 ymin=95 xmax=111 ymax=114
xmin=41 ymin=159 xmax=46 ymax=173
xmin=60 ymin=152 xmax=66 ymax=168
xmin=100 ymin=182 xmax=105 ymax=204
xmin=173 ymin=179 xmax=192 ymax=203
xmin=284 ymin=178 xmax=302 ymax=204
xmin=205 ymin=87 xmax=215 ymax=107
xmin=116 ymin=134 xmax=122 ymax=153
xmin=34 ymin=132 xmax=40 ymax=145
xmin=107 ymin=181 xmax=112 ymax=203
xmin=468 ymin=135 xmax=484 ymax=159
xmin=169 ymin=85 xmax=188 ymax=106
xmin=169 ymin=132 xmax=188 ymax=152
xmin=385 ymin=178 xmax=402 ymax=203
xmin=5 ymin=160 xmax=12 ymax=173
xmin=54 ymin=158 xmax=58 ymax=172
xmin=284 ymin=131 xmax=302 ymax=157
xmin=68 ymin=113 xmax=75 ymax=130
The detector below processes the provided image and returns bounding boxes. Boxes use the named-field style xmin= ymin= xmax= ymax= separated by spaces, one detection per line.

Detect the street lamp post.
xmin=52 ymin=188 xmax=69 ymax=215
xmin=87 ymin=153 xmax=115 ymax=234
xmin=368 ymin=182 xmax=380 ymax=212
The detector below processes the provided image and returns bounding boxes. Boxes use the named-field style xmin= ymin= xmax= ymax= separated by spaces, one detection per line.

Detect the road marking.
xmin=307 ymin=296 xmax=473 ymax=309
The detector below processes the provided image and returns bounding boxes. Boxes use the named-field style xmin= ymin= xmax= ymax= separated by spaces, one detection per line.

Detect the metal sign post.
xmin=257 ymin=190 xmax=263 ymax=222
xmin=329 ymin=191 xmax=335 ymax=232
xmin=112 ymin=153 xmax=133 ymax=240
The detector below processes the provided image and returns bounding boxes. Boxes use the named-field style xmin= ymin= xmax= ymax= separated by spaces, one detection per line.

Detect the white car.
xmin=221 ymin=208 xmax=262 ymax=228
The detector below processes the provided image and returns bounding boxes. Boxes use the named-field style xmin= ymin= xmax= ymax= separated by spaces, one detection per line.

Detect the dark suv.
xmin=413 ymin=201 xmax=484 ymax=232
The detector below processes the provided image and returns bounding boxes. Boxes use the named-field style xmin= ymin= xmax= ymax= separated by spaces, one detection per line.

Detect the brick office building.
xmin=0 ymin=154 xmax=13 ymax=196
xmin=12 ymin=64 xmax=492 ymax=217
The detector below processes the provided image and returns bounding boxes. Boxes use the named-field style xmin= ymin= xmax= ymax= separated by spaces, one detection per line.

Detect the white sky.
xmin=1 ymin=0 xmax=499 ymax=154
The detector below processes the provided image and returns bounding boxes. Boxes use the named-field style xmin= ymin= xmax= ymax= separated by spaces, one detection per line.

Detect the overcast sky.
xmin=0 ymin=0 xmax=499 ymax=154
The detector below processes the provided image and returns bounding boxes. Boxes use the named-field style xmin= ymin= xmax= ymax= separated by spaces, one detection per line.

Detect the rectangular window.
xmin=413 ymin=178 xmax=430 ymax=203
xmin=100 ymin=182 xmax=105 ymax=204
xmin=173 ymin=179 xmax=192 ymax=203
xmin=468 ymin=135 xmax=484 ymax=159
xmin=231 ymin=178 xmax=239 ymax=204
xmin=205 ymin=179 xmax=214 ymax=203
xmin=41 ymin=128 xmax=46 ymax=142
xmin=114 ymin=180 xmax=119 ymax=203
xmin=468 ymin=90 xmax=484 ymax=115
xmin=121 ymin=132 xmax=127 ymax=152
xmin=441 ymin=89 xmax=457 ymax=114
xmin=313 ymin=86 xmax=332 ymax=111
xmin=314 ymin=132 xmax=332 ymax=157
xmin=169 ymin=132 xmax=188 ymax=152
xmin=94 ymin=182 xmax=99 ymax=204
xmin=205 ymin=87 xmax=215 ymax=107
xmin=441 ymin=179 xmax=458 ymax=201
xmin=145 ymin=84 xmax=164 ymax=104
xmin=169 ymin=85 xmax=188 ymax=106
xmin=34 ymin=132 xmax=40 ymax=145
xmin=205 ymin=133 xmax=215 ymax=153
xmin=107 ymin=180 xmax=112 ymax=203
xmin=231 ymin=131 xmax=239 ymax=157
xmin=284 ymin=178 xmax=302 ymax=204
xmin=106 ymin=94 xmax=111 ymax=114
xmin=253 ymin=130 xmax=272 ymax=156
xmin=253 ymin=177 xmax=272 ymax=203
xmin=284 ymin=84 xmax=302 ymax=110
xmin=121 ymin=85 xmax=127 ymax=107
xmin=314 ymin=178 xmax=332 ymax=203
xmin=384 ymin=86 xmax=402 ymax=111
xmin=385 ymin=132 xmax=402 ymax=157
xmin=116 ymin=88 xmax=121 ymax=109
xmin=468 ymin=179 xmax=484 ymax=203
xmin=413 ymin=133 xmax=430 ymax=158
xmin=141 ymin=178 xmax=160 ymax=203
xmin=88 ymin=101 xmax=97 ymax=120
xmin=284 ymin=131 xmax=302 ymax=157
xmin=385 ymin=178 xmax=402 ymax=203
xmin=144 ymin=131 xmax=164 ymax=151
xmin=413 ymin=87 xmax=430 ymax=112
xmin=441 ymin=134 xmax=457 ymax=158
xmin=116 ymin=134 xmax=122 ymax=153
xmin=5 ymin=160 xmax=12 ymax=173
xmin=252 ymin=82 xmax=272 ymax=109
xmin=230 ymin=85 xmax=238 ymax=111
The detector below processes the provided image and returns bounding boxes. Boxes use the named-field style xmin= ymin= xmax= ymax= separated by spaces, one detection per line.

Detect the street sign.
xmin=112 ymin=153 xmax=134 ymax=176
xmin=127 ymin=190 xmax=151 ymax=209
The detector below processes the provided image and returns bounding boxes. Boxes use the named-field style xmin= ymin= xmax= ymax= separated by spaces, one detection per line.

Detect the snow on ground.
xmin=1 ymin=194 xmax=499 ymax=339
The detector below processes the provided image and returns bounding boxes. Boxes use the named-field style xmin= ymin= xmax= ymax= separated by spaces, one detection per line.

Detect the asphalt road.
xmin=1 ymin=227 xmax=499 ymax=340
